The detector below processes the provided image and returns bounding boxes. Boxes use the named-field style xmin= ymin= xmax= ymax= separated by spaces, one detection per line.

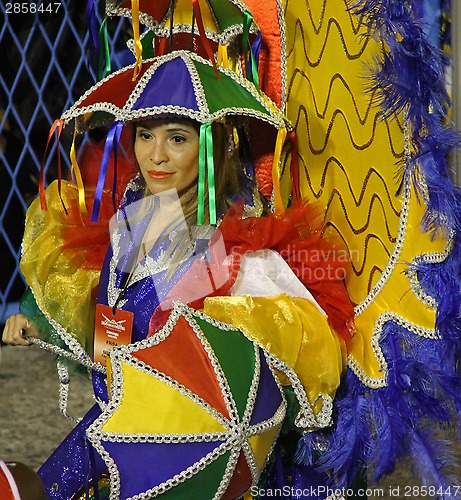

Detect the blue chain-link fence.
xmin=0 ymin=1 xmax=133 ymax=323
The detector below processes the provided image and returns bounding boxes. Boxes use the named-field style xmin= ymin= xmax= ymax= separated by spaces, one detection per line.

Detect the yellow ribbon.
xmin=131 ymin=0 xmax=143 ymax=80
xmin=232 ymin=126 xmax=239 ymax=150
xmin=272 ymin=127 xmax=287 ymax=214
xmin=217 ymin=44 xmax=229 ymax=68
xmin=70 ymin=133 xmax=88 ymax=215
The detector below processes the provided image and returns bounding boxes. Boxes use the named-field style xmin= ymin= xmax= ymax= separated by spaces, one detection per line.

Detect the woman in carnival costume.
xmin=2 ymin=48 xmax=355 ymax=499
xmin=7 ymin=0 xmax=460 ymax=498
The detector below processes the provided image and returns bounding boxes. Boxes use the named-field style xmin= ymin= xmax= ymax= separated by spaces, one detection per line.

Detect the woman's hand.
xmin=2 ymin=314 xmax=39 ymax=346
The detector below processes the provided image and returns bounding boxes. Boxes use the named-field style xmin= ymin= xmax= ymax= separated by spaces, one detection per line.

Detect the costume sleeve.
xmin=218 ymin=202 xmax=356 ymax=344
xmin=19 ymin=180 xmax=111 ymax=360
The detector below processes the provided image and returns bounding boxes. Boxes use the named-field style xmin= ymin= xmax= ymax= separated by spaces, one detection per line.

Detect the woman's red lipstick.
xmin=147 ymin=170 xmax=174 ymax=179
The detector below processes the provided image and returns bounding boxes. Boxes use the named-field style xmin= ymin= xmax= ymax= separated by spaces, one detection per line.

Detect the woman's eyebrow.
xmin=136 ymin=125 xmax=194 ymax=134
xmin=165 ymin=127 xmax=192 ymax=133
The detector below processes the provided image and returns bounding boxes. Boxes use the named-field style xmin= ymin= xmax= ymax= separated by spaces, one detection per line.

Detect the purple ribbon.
xmin=250 ymin=32 xmax=262 ymax=78
xmin=111 ymin=123 xmax=120 ymax=215
xmin=86 ymin=0 xmax=100 ymax=74
xmin=91 ymin=121 xmax=123 ymax=222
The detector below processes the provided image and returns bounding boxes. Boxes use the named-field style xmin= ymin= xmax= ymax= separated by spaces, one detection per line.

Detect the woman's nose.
xmin=150 ymin=141 xmax=167 ymax=164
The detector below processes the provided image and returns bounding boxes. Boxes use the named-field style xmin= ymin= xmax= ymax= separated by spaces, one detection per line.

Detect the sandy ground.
xmin=0 ymin=345 xmax=94 ymax=470
xmin=0 ymin=344 xmax=459 ymax=499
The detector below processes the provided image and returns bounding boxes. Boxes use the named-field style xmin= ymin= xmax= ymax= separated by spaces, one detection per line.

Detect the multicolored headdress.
xmin=45 ymin=50 xmax=290 ymax=225
xmin=88 ymin=0 xmax=261 ymax=89
xmin=105 ymin=0 xmax=260 ymax=64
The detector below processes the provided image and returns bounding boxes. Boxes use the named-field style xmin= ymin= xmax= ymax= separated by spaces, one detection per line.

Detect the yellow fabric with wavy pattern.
xmin=202 ymin=294 xmax=346 ymax=412
xmin=282 ymin=0 xmax=449 ymax=386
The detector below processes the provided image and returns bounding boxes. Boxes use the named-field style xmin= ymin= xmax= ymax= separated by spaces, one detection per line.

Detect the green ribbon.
xmin=98 ymin=17 xmax=111 ymax=80
xmin=197 ymin=123 xmax=216 ymax=226
xmin=242 ymin=11 xmax=260 ymax=92
xmin=242 ymin=11 xmax=251 ymax=78
xmin=198 ymin=124 xmax=206 ymax=225
xmin=206 ymin=124 xmax=216 ymax=225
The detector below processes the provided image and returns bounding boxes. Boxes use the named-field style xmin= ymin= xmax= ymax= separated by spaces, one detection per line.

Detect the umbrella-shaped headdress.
xmin=87 ymin=303 xmax=286 ymax=499
xmin=62 ymin=50 xmax=285 ymax=131
xmin=50 ymin=50 xmax=290 ymax=224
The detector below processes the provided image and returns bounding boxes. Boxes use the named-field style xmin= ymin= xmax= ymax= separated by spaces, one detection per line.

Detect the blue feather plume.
xmin=294 ymin=0 xmax=461 ymax=494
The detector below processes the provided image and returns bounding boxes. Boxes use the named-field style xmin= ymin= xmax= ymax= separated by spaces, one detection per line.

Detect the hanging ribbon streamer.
xmin=242 ymin=11 xmax=260 ymax=91
xmin=91 ymin=121 xmax=123 ymax=222
xmin=289 ymin=130 xmax=301 ymax=204
xmin=242 ymin=11 xmax=250 ymax=77
xmin=251 ymin=33 xmax=262 ymax=69
xmin=131 ymin=0 xmax=143 ymax=80
xmin=205 ymin=124 xmax=216 ymax=225
xmin=198 ymin=124 xmax=207 ymax=225
xmin=197 ymin=123 xmax=216 ymax=225
xmin=217 ymin=44 xmax=229 ymax=69
xmin=192 ymin=0 xmax=220 ymax=79
xmin=39 ymin=119 xmax=66 ymax=213
xmin=249 ymin=32 xmax=261 ymax=91
xmin=69 ymin=133 xmax=88 ymax=215
xmin=232 ymin=127 xmax=240 ymax=153
xmin=272 ymin=127 xmax=287 ymax=214
xmin=111 ymin=126 xmax=121 ymax=215
xmin=86 ymin=0 xmax=100 ymax=76
xmin=189 ymin=7 xmax=196 ymax=51
xmin=168 ymin=0 xmax=175 ymax=53
xmin=98 ymin=17 xmax=111 ymax=80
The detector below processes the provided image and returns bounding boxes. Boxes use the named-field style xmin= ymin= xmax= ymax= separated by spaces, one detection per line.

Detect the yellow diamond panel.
xmin=103 ymin=361 xmax=227 ymax=435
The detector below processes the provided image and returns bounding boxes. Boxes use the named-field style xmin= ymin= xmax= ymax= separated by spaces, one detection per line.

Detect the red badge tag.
xmin=94 ymin=304 xmax=134 ymax=366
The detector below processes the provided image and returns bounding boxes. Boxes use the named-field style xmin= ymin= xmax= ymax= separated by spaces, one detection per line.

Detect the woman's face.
xmin=134 ymin=119 xmax=200 ymax=195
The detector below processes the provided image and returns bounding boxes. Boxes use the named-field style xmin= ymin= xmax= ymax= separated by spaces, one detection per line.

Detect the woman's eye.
xmin=138 ymin=130 xmax=152 ymax=140
xmin=171 ymin=135 xmax=186 ymax=143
